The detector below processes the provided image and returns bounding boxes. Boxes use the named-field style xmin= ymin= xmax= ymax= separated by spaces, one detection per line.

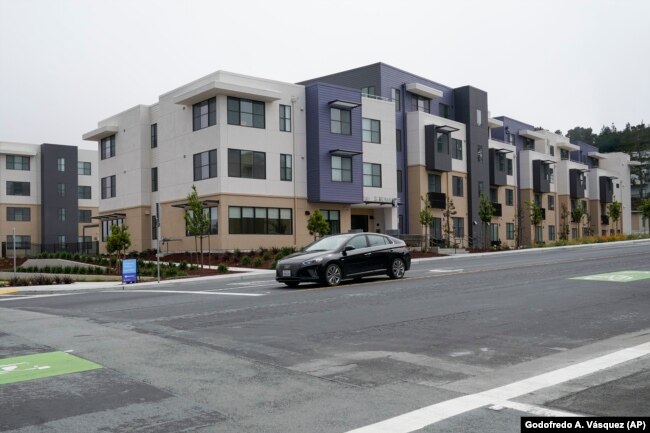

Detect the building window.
xmin=535 ymin=226 xmax=543 ymax=243
xmin=57 ymin=235 xmax=66 ymax=249
xmin=7 ymin=181 xmax=30 ymax=196
xmin=498 ymin=153 xmax=506 ymax=172
xmin=362 ymin=118 xmax=381 ymax=143
xmin=79 ymin=209 xmax=92 ymax=223
xmin=506 ymin=223 xmax=515 ymax=240
xmin=151 ymin=123 xmax=158 ymax=148
xmin=227 ymin=97 xmax=265 ymax=129
xmin=439 ymin=103 xmax=450 ymax=119
xmin=152 ymin=216 xmax=158 ymax=240
xmin=431 ymin=217 xmax=442 ymax=239
xmin=549 ymin=145 xmax=555 ymax=156
xmin=78 ymin=185 xmax=91 ymax=200
xmin=7 ymin=207 xmax=30 ymax=221
xmin=101 ymin=175 xmax=116 ymax=199
xmin=397 ymin=169 xmax=403 ymax=193
xmin=193 ymin=149 xmax=217 ymax=181
xmin=151 ymin=167 xmax=158 ymax=192
xmin=392 ymin=88 xmax=401 ymax=112
xmin=428 ymin=173 xmax=441 ymax=193
xmin=548 ymin=195 xmax=555 ymax=210
xmin=330 ymin=108 xmax=351 ymax=135
xmin=477 ymin=145 xmax=484 ymax=162
xmin=490 ymin=187 xmax=498 ymax=203
xmin=78 ymin=161 xmax=91 ymax=175
xmin=193 ymin=97 xmax=216 ymax=131
xmin=185 ymin=207 xmax=218 ymax=236
xmin=100 ymin=135 xmax=115 ymax=159
xmin=280 ymin=154 xmax=292 ymax=181
xmin=478 ymin=181 xmax=484 ymax=195
xmin=505 ymin=188 xmax=514 ymax=206
xmin=321 ymin=210 xmax=340 ymax=234
xmin=7 ymin=235 xmax=31 ymax=249
xmin=228 ymin=206 xmax=292 ymax=235
xmin=452 ymin=176 xmax=463 ymax=197
xmin=361 ymin=86 xmax=375 ymax=96
xmin=437 ymin=133 xmax=449 ymax=154
xmin=523 ymin=137 xmax=535 ymax=151
xmin=476 ymin=109 xmax=482 ymax=126
xmin=57 ymin=157 xmax=65 ymax=172
xmin=507 ymin=158 xmax=513 ymax=175
xmin=363 ymin=163 xmax=381 ymax=187
xmin=58 ymin=208 xmax=66 ymax=222
xmin=411 ymin=95 xmax=431 ymax=113
xmin=228 ymin=149 xmax=266 ymax=179
xmin=279 ymin=105 xmax=291 ymax=132
xmin=101 ymin=218 xmax=123 ymax=241
xmin=452 ymin=139 xmax=463 ymax=159
xmin=57 ymin=183 xmax=65 ymax=197
xmin=549 ymin=225 xmax=556 ymax=241
xmin=331 ymin=155 xmax=352 ymax=182
xmin=6 ymin=155 xmax=30 ymax=170
xmin=396 ymin=129 xmax=402 ymax=152
xmin=452 ymin=217 xmax=464 ymax=238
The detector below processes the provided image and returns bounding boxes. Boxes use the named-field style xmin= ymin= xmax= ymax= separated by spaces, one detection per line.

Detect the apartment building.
xmin=0 ymin=142 xmax=99 ymax=255
xmin=84 ymin=63 xmax=637 ymax=253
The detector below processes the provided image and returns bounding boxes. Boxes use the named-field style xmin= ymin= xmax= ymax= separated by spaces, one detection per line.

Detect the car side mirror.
xmin=343 ymin=245 xmax=355 ymax=256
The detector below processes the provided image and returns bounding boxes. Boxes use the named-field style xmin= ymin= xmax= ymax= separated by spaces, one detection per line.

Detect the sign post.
xmin=122 ymin=258 xmax=137 ymax=284
xmin=156 ymin=203 xmax=161 ymax=283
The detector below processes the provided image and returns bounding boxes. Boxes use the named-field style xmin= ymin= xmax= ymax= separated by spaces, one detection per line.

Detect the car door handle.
xmin=364 ymin=252 xmax=372 ymax=256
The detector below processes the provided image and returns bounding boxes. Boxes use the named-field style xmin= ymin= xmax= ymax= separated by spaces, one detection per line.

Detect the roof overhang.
xmin=405 ymin=82 xmax=444 ymax=99
xmin=629 ymin=160 xmax=642 ymax=166
xmin=173 ymin=81 xmax=282 ymax=106
xmin=436 ymin=125 xmax=460 ymax=134
xmin=496 ymin=148 xmax=514 ymax=154
xmin=519 ymin=129 xmax=546 ymax=140
xmin=0 ymin=143 xmax=38 ymax=156
xmin=171 ymin=199 xmax=220 ymax=209
xmin=588 ymin=151 xmax=607 ymax=159
xmin=540 ymin=159 xmax=557 ymax=165
xmin=556 ymin=141 xmax=580 ymax=151
xmin=328 ymin=99 xmax=361 ymax=110
xmin=91 ymin=213 xmax=126 ymax=221
xmin=488 ymin=117 xmax=503 ymax=128
xmin=363 ymin=200 xmax=394 ymax=206
xmin=82 ymin=125 xmax=119 ymax=142
xmin=329 ymin=149 xmax=363 ymax=157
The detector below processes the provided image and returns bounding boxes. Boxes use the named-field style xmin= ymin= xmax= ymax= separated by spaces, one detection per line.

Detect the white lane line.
xmin=346 ymin=341 xmax=650 ymax=433
xmin=0 ymin=293 xmax=77 ymax=302
xmin=104 ymin=289 xmax=264 ymax=297
xmin=429 ymin=269 xmax=464 ymax=273
xmin=489 ymin=401 xmax=587 ymax=417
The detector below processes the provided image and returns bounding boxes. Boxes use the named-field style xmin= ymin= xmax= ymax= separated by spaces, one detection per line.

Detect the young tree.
xmin=607 ymin=201 xmax=622 ymax=234
xmin=639 ymin=199 xmax=650 ymax=234
xmin=559 ymin=203 xmax=570 ymax=240
xmin=525 ymin=201 xmax=543 ymax=245
xmin=307 ymin=209 xmax=330 ymax=241
xmin=571 ymin=203 xmax=586 ymax=238
xmin=106 ymin=225 xmax=131 ymax=273
xmin=478 ymin=193 xmax=495 ymax=249
xmin=418 ymin=196 xmax=434 ymax=252
xmin=185 ymin=185 xmax=209 ymax=268
xmin=442 ymin=198 xmax=457 ymax=247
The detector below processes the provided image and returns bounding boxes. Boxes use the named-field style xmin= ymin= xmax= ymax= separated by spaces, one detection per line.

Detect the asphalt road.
xmin=1 ymin=240 xmax=649 ymax=432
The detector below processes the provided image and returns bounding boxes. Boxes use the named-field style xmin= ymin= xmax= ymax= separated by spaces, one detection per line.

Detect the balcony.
xmin=601 ymin=215 xmax=610 ymax=225
xmin=492 ymin=202 xmax=502 ymax=217
xmin=427 ymin=192 xmax=446 ymax=209
xmin=540 ymin=208 xmax=546 ymax=220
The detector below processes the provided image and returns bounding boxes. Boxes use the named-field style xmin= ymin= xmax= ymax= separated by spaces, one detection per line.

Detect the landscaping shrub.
xmin=270 ymin=260 xmax=277 ymax=270
xmin=217 ymin=263 xmax=228 ymax=273
xmin=179 ymin=260 xmax=188 ymax=271
xmin=241 ymin=256 xmax=251 ymax=266
xmin=253 ymin=258 xmax=262 ymax=268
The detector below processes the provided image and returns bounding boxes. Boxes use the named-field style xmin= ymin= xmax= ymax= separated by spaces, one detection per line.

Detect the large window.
xmin=361 ymin=86 xmax=375 ymax=96
xmin=229 ymin=206 xmax=292 ymax=235
xmin=6 ymin=235 xmax=31 ymax=249
xmin=193 ymin=149 xmax=217 ymax=181
xmin=437 ymin=133 xmax=449 ymax=154
xmin=548 ymin=195 xmax=555 ymax=211
xmin=78 ymin=161 xmax=91 ymax=175
xmin=452 ymin=138 xmax=463 ymax=159
xmin=79 ymin=209 xmax=92 ymax=223
xmin=193 ymin=97 xmax=216 ymax=131
xmin=57 ymin=157 xmax=65 ymax=172
xmin=549 ymin=225 xmax=556 ymax=241
xmin=396 ymin=129 xmax=402 ymax=152
xmin=279 ymin=105 xmax=291 ymax=132
xmin=78 ymin=185 xmax=91 ymax=200
xmin=101 ymin=218 xmax=123 ymax=241
xmin=151 ymin=167 xmax=158 ymax=192
xmin=280 ymin=154 xmax=292 ymax=181
xmin=57 ymin=208 xmax=66 ymax=222
xmin=6 ymin=155 xmax=30 ymax=170
xmin=411 ymin=95 xmax=431 ymax=113
xmin=452 ymin=217 xmax=465 ymax=238
xmin=321 ymin=210 xmax=340 ymax=234
xmin=391 ymin=88 xmax=401 ymax=112
xmin=331 ymin=155 xmax=352 ymax=182
xmin=7 ymin=181 xmax=30 ymax=196
xmin=57 ymin=183 xmax=65 ymax=197
xmin=185 ymin=207 xmax=218 ymax=236
xmin=428 ymin=173 xmax=441 ymax=193
xmin=507 ymin=158 xmax=513 ymax=175
xmin=101 ymin=175 xmax=116 ymax=199
xmin=431 ymin=217 xmax=442 ymax=239
xmin=397 ymin=169 xmax=403 ymax=193
xmin=452 ymin=176 xmax=463 ymax=197
xmin=506 ymin=223 xmax=515 ymax=240
xmin=151 ymin=123 xmax=158 ymax=148
xmin=505 ymin=188 xmax=514 ymax=206
xmin=362 ymin=118 xmax=381 ymax=143
xmin=7 ymin=207 xmax=30 ymax=221
xmin=227 ymin=97 xmax=265 ymax=129
xmin=330 ymin=108 xmax=351 ymax=135
xmin=100 ymin=135 xmax=115 ymax=159
xmin=363 ymin=163 xmax=381 ymax=187
xmin=228 ymin=149 xmax=266 ymax=179
xmin=439 ymin=103 xmax=450 ymax=119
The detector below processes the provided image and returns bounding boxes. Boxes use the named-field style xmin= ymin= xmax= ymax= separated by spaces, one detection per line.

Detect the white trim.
xmin=405 ymin=82 xmax=443 ymax=99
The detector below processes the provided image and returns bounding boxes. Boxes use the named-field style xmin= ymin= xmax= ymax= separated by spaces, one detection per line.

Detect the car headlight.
xmin=301 ymin=257 xmax=324 ymax=266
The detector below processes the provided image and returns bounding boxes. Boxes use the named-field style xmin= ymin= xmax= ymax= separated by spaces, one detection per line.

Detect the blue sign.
xmin=122 ymin=259 xmax=137 ymax=284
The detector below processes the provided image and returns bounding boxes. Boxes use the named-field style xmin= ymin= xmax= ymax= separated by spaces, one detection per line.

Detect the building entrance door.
xmin=351 ymin=215 xmax=369 ymax=232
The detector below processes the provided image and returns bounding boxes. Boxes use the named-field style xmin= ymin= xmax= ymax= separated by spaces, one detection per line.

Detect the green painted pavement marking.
xmin=0 ymin=351 xmax=101 ymax=385
xmin=571 ymin=270 xmax=650 ymax=283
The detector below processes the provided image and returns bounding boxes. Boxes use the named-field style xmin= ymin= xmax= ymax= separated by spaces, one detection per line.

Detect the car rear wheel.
xmin=323 ymin=263 xmax=342 ymax=287
xmin=388 ymin=257 xmax=406 ymax=279
xmin=284 ymin=282 xmax=300 ymax=288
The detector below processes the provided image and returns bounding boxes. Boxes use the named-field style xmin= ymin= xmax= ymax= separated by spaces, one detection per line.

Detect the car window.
xmin=346 ymin=235 xmax=368 ymax=250
xmin=304 ymin=235 xmax=350 ymax=251
xmin=367 ymin=234 xmax=389 ymax=246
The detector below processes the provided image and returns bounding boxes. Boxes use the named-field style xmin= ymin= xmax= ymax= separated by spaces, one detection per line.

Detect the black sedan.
xmin=276 ymin=232 xmax=411 ymax=287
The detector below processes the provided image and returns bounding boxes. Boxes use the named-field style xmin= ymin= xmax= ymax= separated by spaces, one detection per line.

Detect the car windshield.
xmin=304 ymin=235 xmax=350 ymax=252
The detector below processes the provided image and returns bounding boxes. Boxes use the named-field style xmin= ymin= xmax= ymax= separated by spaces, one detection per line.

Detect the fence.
xmin=1 ymin=241 xmax=99 ymax=258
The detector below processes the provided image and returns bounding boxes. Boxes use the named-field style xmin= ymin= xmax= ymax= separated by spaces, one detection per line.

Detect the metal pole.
xmin=12 ymin=228 xmax=16 ymax=278
xmin=156 ymin=223 xmax=161 ymax=283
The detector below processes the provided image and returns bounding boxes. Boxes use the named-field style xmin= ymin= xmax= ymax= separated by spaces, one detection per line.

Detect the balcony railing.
xmin=492 ymin=202 xmax=502 ymax=217
xmin=601 ymin=215 xmax=610 ymax=225
xmin=427 ymin=192 xmax=446 ymax=209
xmin=540 ymin=207 xmax=546 ymax=220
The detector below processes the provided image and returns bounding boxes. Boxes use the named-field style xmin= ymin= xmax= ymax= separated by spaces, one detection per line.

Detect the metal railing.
xmin=1 ymin=241 xmax=99 ymax=258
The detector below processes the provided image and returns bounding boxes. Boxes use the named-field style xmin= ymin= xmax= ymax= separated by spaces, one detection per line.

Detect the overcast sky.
xmin=1 ymin=0 xmax=649 ymax=150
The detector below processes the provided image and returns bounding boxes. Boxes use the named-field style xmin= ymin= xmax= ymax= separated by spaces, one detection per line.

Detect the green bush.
xmin=165 ymin=267 xmax=178 ymax=277
xmin=217 ymin=263 xmax=228 ymax=273
xmin=241 ymin=256 xmax=251 ymax=266
xmin=253 ymin=258 xmax=262 ymax=268
xmin=234 ymin=248 xmax=242 ymax=258
xmin=64 ymin=266 xmax=72 ymax=274
xmin=262 ymin=251 xmax=272 ymax=261
xmin=179 ymin=260 xmax=188 ymax=270
xmin=270 ymin=260 xmax=277 ymax=270
xmin=43 ymin=266 xmax=51 ymax=273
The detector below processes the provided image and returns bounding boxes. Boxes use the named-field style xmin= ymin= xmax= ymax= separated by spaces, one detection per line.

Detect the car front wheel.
xmin=323 ymin=263 xmax=342 ymax=287
xmin=388 ymin=257 xmax=406 ymax=279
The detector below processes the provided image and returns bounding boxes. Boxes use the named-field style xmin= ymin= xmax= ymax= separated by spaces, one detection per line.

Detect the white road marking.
xmin=346 ymin=341 xmax=650 ymax=433
xmin=227 ymin=280 xmax=276 ymax=287
xmin=104 ymin=289 xmax=264 ymax=297
xmin=0 ymin=293 xmax=77 ymax=302
xmin=429 ymin=269 xmax=464 ymax=273
xmin=489 ymin=401 xmax=587 ymax=417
